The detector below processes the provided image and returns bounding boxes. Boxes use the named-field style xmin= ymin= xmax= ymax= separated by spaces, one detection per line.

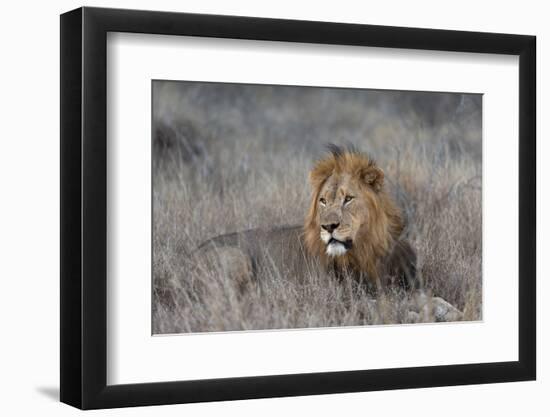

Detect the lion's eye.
xmin=319 ymin=198 xmax=327 ymax=206
xmin=344 ymin=196 xmax=354 ymax=204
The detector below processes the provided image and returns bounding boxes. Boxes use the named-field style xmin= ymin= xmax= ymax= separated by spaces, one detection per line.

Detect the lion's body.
xmin=194 ymin=146 xmax=418 ymax=292
xmin=196 ymin=225 xmax=310 ymax=282
xmin=197 ymin=225 xmax=416 ymax=290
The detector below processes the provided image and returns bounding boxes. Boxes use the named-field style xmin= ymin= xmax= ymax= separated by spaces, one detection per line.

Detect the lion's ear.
xmin=361 ymin=166 xmax=384 ymax=192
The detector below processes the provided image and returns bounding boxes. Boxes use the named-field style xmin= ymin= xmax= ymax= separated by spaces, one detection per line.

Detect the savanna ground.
xmin=152 ymin=81 xmax=482 ymax=334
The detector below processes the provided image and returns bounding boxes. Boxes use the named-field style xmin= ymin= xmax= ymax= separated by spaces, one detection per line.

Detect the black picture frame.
xmin=60 ymin=6 xmax=536 ymax=410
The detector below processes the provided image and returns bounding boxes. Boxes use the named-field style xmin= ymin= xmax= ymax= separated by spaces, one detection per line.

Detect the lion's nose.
xmin=321 ymin=223 xmax=340 ymax=233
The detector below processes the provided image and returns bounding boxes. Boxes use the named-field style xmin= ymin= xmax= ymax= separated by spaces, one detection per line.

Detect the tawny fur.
xmin=304 ymin=147 xmax=415 ymax=288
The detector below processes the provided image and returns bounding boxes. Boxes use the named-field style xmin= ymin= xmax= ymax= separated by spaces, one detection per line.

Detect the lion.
xmin=303 ymin=145 xmax=417 ymax=290
xmin=194 ymin=145 xmax=417 ymax=293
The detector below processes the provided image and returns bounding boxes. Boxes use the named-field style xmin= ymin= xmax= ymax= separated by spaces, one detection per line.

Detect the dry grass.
xmin=152 ymin=81 xmax=482 ymax=334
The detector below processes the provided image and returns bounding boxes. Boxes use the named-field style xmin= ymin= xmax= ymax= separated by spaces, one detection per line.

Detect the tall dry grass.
xmin=152 ymin=81 xmax=482 ymax=333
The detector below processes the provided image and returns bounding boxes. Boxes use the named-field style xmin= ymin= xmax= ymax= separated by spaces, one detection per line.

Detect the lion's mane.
xmin=303 ymin=146 xmax=408 ymax=284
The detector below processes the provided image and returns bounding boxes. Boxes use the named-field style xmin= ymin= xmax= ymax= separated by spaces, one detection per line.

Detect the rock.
xmin=406 ymin=292 xmax=463 ymax=323
xmin=431 ymin=297 xmax=463 ymax=322
xmin=406 ymin=311 xmax=421 ymax=324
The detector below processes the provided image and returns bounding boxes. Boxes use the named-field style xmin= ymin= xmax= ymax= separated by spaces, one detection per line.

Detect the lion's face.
xmin=317 ymin=173 xmax=371 ymax=257
xmin=304 ymin=147 xmax=403 ymax=277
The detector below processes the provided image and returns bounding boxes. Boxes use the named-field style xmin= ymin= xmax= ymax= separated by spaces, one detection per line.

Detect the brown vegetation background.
xmin=152 ymin=81 xmax=482 ymax=334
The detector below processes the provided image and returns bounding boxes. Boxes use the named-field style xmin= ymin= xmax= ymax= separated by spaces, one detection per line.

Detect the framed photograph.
xmin=60 ymin=6 xmax=536 ymax=409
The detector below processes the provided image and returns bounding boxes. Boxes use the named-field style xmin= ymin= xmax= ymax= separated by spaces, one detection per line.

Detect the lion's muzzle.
xmin=321 ymin=228 xmax=352 ymax=257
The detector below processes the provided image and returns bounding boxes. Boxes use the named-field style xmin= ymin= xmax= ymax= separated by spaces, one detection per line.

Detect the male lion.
xmin=195 ymin=145 xmax=417 ymax=292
